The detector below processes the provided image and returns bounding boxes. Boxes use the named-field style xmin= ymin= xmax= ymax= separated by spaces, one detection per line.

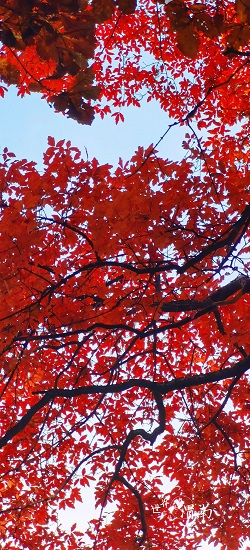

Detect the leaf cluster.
xmin=0 ymin=1 xmax=249 ymax=549
xmin=0 ymin=0 xmax=136 ymax=123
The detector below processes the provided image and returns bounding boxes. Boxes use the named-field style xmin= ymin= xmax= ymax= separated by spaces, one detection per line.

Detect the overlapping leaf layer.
xmin=0 ymin=1 xmax=249 ymax=549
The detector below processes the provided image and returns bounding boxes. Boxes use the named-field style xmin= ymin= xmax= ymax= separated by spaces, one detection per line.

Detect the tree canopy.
xmin=0 ymin=1 xmax=249 ymax=549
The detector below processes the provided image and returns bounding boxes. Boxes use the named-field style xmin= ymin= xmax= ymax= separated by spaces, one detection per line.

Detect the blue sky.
xmin=0 ymin=87 xmax=185 ymax=167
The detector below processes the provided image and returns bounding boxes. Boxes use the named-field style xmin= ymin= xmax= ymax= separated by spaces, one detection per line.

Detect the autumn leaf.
xmin=117 ymin=0 xmax=137 ymax=14
xmin=0 ymin=57 xmax=20 ymax=85
xmin=165 ymin=0 xmax=191 ymax=31
xmin=235 ymin=0 xmax=250 ymax=23
xmin=193 ymin=12 xmax=218 ymax=38
xmin=176 ymin=25 xmax=200 ymax=59
xmin=51 ymin=90 xmax=96 ymax=124
xmin=92 ymin=0 xmax=115 ymax=22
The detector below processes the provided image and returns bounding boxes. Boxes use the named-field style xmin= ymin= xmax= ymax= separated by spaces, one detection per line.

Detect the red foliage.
xmin=0 ymin=1 xmax=249 ymax=549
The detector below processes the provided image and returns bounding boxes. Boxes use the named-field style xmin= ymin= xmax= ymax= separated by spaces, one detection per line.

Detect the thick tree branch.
xmin=161 ymin=275 xmax=250 ymax=315
xmin=0 ymin=395 xmax=51 ymax=450
xmin=36 ymin=355 xmax=250 ymax=398
xmin=224 ymin=47 xmax=250 ymax=57
xmin=0 ymin=356 xmax=249 ymax=450
xmin=10 ymin=274 xmax=250 ymax=347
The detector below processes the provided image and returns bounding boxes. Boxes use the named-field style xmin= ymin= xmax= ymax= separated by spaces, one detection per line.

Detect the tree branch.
xmin=161 ymin=275 xmax=250 ymax=313
xmin=115 ymin=475 xmax=147 ymax=546
xmin=0 ymin=356 xmax=249 ymax=450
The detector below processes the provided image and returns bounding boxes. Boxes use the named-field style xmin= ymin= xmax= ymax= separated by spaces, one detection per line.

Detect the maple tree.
xmin=0 ymin=0 xmax=250 ymax=549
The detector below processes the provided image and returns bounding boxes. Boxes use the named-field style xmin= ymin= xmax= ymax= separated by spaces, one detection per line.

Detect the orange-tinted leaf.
xmin=176 ymin=25 xmax=200 ymax=58
xmin=117 ymin=0 xmax=137 ymax=14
